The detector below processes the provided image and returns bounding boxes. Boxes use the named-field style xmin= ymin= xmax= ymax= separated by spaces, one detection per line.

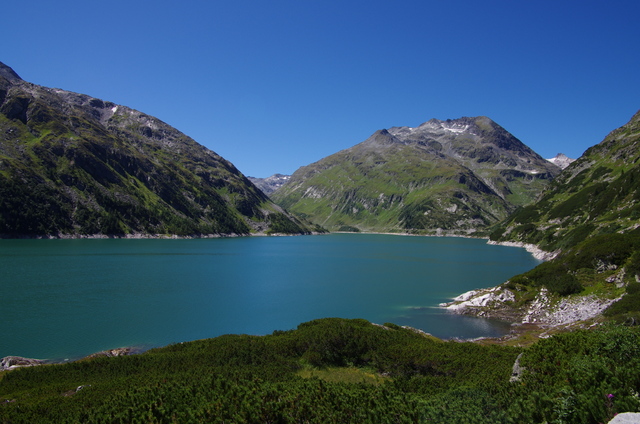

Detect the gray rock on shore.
xmin=608 ymin=412 xmax=640 ymax=424
xmin=1 ymin=356 xmax=44 ymax=371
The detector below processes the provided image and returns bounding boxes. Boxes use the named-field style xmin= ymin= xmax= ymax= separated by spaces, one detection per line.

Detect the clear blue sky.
xmin=3 ymin=0 xmax=639 ymax=177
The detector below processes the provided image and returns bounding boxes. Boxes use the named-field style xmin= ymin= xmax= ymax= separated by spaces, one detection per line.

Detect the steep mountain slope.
xmin=248 ymin=174 xmax=291 ymax=195
xmin=272 ymin=117 xmax=560 ymax=234
xmin=445 ymin=110 xmax=640 ymax=333
xmin=490 ymin=109 xmax=640 ymax=252
xmin=0 ymin=62 xmax=311 ymax=237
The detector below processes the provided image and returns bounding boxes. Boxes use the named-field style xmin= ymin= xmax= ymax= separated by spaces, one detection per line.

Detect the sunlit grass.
xmin=297 ymin=366 xmax=391 ymax=385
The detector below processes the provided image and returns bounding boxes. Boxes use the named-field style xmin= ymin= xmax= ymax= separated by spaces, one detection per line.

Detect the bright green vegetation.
xmin=491 ymin=110 xmax=640 ymax=252
xmin=272 ymin=118 xmax=558 ymax=234
xmin=296 ymin=366 xmax=391 ymax=385
xmin=1 ymin=318 xmax=638 ymax=423
xmin=0 ymin=72 xmax=312 ymax=237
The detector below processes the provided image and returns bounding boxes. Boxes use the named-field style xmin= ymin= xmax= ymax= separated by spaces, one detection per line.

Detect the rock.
xmin=606 ymin=269 xmax=627 ymax=288
xmin=596 ymin=259 xmax=619 ymax=273
xmin=546 ymin=153 xmax=575 ymax=170
xmin=487 ymin=240 xmax=559 ymax=261
xmin=442 ymin=285 xmax=622 ymax=329
xmin=85 ymin=347 xmax=136 ymax=359
xmin=608 ymin=412 xmax=640 ymax=424
xmin=440 ymin=287 xmax=515 ymax=313
xmin=510 ymin=352 xmax=525 ymax=383
xmin=522 ymin=290 xmax=621 ymax=326
xmin=248 ymin=174 xmax=291 ymax=195
xmin=1 ymin=356 xmax=44 ymax=371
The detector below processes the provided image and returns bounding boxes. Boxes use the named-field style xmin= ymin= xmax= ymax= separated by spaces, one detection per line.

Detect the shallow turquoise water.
xmin=0 ymin=234 xmax=540 ymax=360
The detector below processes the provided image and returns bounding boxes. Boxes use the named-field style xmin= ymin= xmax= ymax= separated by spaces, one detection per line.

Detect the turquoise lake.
xmin=0 ymin=234 xmax=540 ymax=360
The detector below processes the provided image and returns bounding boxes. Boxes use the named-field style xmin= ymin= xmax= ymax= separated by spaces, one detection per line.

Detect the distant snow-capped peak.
xmin=546 ymin=153 xmax=575 ymax=169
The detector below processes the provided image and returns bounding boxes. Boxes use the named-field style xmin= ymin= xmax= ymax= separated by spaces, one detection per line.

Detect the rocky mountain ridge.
xmin=272 ymin=116 xmax=560 ymax=234
xmin=248 ymin=173 xmax=291 ymax=195
xmin=0 ymin=61 xmax=313 ymax=237
xmin=546 ymin=153 xmax=575 ymax=169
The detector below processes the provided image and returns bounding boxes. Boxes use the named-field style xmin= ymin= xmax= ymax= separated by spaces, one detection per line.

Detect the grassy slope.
xmin=274 ymin=140 xmax=513 ymax=234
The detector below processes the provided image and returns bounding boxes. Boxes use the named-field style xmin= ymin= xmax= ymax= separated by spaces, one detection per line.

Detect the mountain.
xmin=546 ymin=153 xmax=575 ymax=169
xmin=0 ymin=62 xmax=312 ymax=237
xmin=446 ymin=109 xmax=640 ymax=332
xmin=490 ymin=109 xmax=640 ymax=252
xmin=248 ymin=174 xmax=291 ymax=195
xmin=271 ymin=116 xmax=560 ymax=234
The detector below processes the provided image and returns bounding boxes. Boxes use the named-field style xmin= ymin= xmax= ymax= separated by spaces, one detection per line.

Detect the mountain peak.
xmin=273 ymin=115 xmax=558 ymax=234
xmin=546 ymin=153 xmax=575 ymax=169
xmin=0 ymin=62 xmax=23 ymax=82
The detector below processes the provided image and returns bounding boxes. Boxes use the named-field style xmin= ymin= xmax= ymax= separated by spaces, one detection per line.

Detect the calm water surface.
xmin=0 ymin=234 xmax=540 ymax=360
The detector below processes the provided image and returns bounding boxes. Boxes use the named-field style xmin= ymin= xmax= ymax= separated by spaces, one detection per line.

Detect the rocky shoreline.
xmin=486 ymin=240 xmax=559 ymax=261
xmin=1 ymin=347 xmax=138 ymax=372
xmin=440 ymin=285 xmax=622 ymax=340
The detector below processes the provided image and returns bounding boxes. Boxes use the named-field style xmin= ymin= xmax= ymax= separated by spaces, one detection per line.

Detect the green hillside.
xmin=441 ymin=109 xmax=640 ymax=339
xmin=490 ymin=109 xmax=640 ymax=252
xmin=272 ymin=117 xmax=559 ymax=234
xmin=0 ymin=62 xmax=313 ymax=237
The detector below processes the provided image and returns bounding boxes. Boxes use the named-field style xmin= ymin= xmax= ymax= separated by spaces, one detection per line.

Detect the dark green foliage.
xmin=0 ymin=318 xmax=519 ymax=423
xmin=511 ymin=205 xmax=541 ymax=224
xmin=514 ymin=325 xmax=640 ymax=424
xmin=0 ymin=172 xmax=73 ymax=235
xmin=265 ymin=212 xmax=308 ymax=235
xmin=547 ymin=183 xmax=608 ymax=220
xmin=544 ymin=273 xmax=583 ymax=296
xmin=510 ymin=260 xmax=583 ymax=296
xmin=568 ymin=233 xmax=640 ymax=270
xmin=604 ymin=282 xmax=640 ymax=321
xmin=505 ymin=233 xmax=640 ymax=296
xmin=1 ymin=319 xmax=638 ymax=423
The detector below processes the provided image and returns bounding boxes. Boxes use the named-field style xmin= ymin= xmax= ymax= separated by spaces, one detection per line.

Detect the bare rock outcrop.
xmin=84 ymin=347 xmax=136 ymax=359
xmin=1 ymin=356 xmax=44 ymax=371
xmin=440 ymin=286 xmax=622 ymax=328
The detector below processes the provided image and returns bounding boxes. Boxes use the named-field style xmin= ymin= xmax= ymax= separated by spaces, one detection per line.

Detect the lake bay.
xmin=0 ymin=234 xmax=540 ymax=360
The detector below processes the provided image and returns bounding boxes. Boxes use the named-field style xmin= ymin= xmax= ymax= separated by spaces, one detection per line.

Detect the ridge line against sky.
xmin=2 ymin=0 xmax=639 ymax=178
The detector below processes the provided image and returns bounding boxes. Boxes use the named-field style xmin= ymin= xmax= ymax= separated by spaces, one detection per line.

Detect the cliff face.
xmin=0 ymin=62 xmax=311 ymax=237
xmin=272 ymin=116 xmax=559 ymax=234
